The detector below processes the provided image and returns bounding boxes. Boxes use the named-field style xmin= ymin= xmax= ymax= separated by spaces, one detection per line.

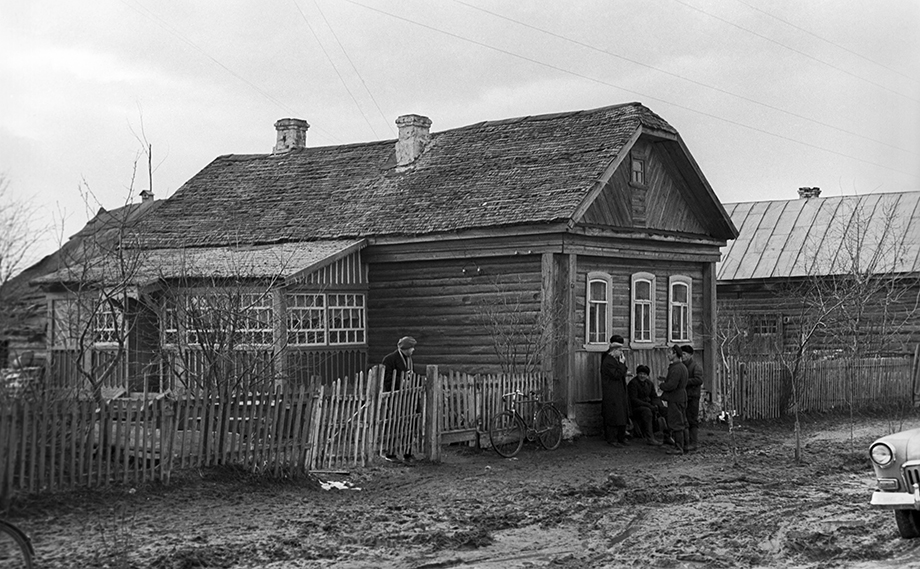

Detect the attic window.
xmin=631 ymin=157 xmax=646 ymax=186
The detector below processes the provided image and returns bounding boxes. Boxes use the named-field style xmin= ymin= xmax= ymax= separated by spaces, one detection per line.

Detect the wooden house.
xmin=33 ymin=103 xmax=738 ymax=426
xmin=717 ymin=188 xmax=920 ymax=357
xmin=0 ymin=193 xmax=161 ymax=370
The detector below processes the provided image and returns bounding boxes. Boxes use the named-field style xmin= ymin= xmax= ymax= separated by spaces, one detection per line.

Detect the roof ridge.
xmin=725 ymin=189 xmax=920 ymax=206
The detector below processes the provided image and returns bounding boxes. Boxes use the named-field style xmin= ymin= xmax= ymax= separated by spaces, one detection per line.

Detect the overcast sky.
xmin=2 ymin=0 xmax=918 ymax=261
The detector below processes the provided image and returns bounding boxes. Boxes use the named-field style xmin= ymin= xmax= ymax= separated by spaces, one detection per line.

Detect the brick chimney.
xmin=273 ymin=118 xmax=309 ymax=154
xmin=395 ymin=114 xmax=432 ymax=167
xmin=797 ymin=187 xmax=821 ymax=199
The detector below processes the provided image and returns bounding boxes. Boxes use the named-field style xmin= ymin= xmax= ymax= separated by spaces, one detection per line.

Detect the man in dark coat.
xmin=660 ymin=345 xmax=689 ymax=455
xmin=628 ymin=365 xmax=663 ymax=446
xmin=381 ymin=336 xmax=416 ymax=391
xmin=600 ymin=334 xmax=630 ymax=447
xmin=681 ymin=345 xmax=703 ymax=452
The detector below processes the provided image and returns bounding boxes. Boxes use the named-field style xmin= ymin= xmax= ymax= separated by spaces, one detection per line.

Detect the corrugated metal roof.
xmin=718 ymin=191 xmax=920 ymax=281
xmin=33 ymin=240 xmax=364 ymax=286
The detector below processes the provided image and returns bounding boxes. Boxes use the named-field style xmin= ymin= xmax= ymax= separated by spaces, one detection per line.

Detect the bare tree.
xmin=0 ymin=173 xmax=49 ymax=356
xmin=802 ymin=196 xmax=920 ymax=448
xmin=149 ymin=246 xmax=302 ymax=462
xmin=476 ymin=273 xmax=565 ymax=379
xmin=44 ymin=165 xmax=150 ymax=402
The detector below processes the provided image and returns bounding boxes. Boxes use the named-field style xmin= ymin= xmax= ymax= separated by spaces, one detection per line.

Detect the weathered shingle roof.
xmin=136 ymin=102 xmax=677 ymax=248
xmin=33 ymin=240 xmax=364 ymax=287
xmin=717 ymin=191 xmax=920 ymax=281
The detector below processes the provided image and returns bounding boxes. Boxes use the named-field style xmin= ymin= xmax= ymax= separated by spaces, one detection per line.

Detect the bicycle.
xmin=488 ymin=390 xmax=563 ymax=458
xmin=0 ymin=519 xmax=34 ymax=568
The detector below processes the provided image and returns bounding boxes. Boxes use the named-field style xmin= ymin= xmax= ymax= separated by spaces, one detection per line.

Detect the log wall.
xmin=367 ymin=255 xmax=543 ymax=374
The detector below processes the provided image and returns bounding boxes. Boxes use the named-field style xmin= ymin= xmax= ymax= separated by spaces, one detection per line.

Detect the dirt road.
xmin=9 ymin=414 xmax=920 ymax=568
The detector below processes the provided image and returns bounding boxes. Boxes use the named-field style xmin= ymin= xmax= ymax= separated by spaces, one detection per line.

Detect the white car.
xmin=869 ymin=428 xmax=920 ymax=538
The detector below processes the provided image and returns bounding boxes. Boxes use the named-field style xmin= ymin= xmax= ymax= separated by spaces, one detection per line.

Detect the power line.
xmin=311 ymin=0 xmax=395 ymax=137
xmin=732 ymin=0 xmax=919 ymax=85
xmin=290 ymin=0 xmax=381 ymax=139
xmin=452 ymin=0 xmax=912 ymax=155
xmin=344 ymin=1 xmax=917 ymax=179
xmin=120 ymin=0 xmax=345 ymax=144
xmin=669 ymin=0 xmax=919 ymax=104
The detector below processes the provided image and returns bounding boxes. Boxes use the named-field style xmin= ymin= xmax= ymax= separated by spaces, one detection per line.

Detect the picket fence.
xmin=715 ymin=354 xmax=916 ymax=420
xmin=0 ymin=367 xmax=549 ymax=505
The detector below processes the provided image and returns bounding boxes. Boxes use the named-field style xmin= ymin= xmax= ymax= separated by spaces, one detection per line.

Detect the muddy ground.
xmin=7 ymin=412 xmax=920 ymax=568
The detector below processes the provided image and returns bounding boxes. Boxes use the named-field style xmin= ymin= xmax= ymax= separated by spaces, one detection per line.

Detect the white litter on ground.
xmin=319 ymin=480 xmax=361 ymax=491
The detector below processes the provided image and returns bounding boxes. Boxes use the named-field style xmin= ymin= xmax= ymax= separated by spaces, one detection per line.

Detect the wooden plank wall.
xmin=573 ymin=255 xmax=705 ymax=403
xmin=367 ymin=255 xmax=543 ymax=373
xmin=718 ymin=281 xmax=920 ymax=355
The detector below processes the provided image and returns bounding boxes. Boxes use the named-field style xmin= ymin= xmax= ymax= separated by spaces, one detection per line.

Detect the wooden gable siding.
xmin=367 ymin=255 xmax=543 ymax=373
xmin=572 ymin=255 xmax=706 ymax=403
xmin=580 ymin=140 xmax=707 ymax=236
xmin=288 ymin=250 xmax=366 ymax=288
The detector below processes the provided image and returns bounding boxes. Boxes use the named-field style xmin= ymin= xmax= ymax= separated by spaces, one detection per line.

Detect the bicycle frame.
xmin=502 ymin=390 xmax=543 ymax=437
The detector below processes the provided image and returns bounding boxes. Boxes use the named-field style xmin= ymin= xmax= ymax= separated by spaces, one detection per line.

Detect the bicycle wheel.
xmin=489 ymin=411 xmax=525 ymax=458
xmin=0 ymin=520 xmax=34 ymax=569
xmin=535 ymin=404 xmax=563 ymax=450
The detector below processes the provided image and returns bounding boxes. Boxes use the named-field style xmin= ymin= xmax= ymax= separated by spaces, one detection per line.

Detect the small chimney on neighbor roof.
xmin=140 ymin=189 xmax=153 ymax=203
xmin=798 ymin=187 xmax=821 ymax=199
xmin=395 ymin=114 xmax=432 ymax=167
xmin=273 ymin=118 xmax=309 ymax=154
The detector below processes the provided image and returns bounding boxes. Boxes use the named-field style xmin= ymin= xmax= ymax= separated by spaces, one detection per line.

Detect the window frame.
xmin=327 ymin=293 xmax=367 ymax=346
xmin=585 ymin=272 xmax=613 ymax=351
xmin=631 ymin=156 xmax=646 ymax=186
xmin=286 ymin=292 xmax=327 ymax=347
xmin=630 ymin=272 xmax=656 ymax=348
xmin=668 ymin=275 xmax=692 ymax=343
xmin=92 ymin=300 xmax=123 ymax=347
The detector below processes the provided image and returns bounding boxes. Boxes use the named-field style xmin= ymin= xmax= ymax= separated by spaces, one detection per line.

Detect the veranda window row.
xmin=163 ymin=291 xmax=366 ymax=348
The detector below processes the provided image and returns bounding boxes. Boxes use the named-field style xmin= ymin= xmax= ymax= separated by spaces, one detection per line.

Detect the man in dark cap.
xmin=660 ymin=345 xmax=689 ymax=455
xmin=681 ymin=345 xmax=703 ymax=452
xmin=381 ymin=336 xmax=416 ymax=391
xmin=600 ymin=334 xmax=630 ymax=447
xmin=628 ymin=365 xmax=663 ymax=446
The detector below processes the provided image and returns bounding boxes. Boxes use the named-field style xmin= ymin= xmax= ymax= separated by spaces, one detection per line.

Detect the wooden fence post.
xmin=425 ymin=365 xmax=441 ymax=463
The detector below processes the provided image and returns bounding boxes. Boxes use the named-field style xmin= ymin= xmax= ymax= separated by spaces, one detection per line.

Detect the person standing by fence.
xmin=660 ymin=345 xmax=689 ymax=455
xmin=681 ymin=345 xmax=703 ymax=453
xmin=381 ymin=336 xmax=416 ymax=391
xmin=600 ymin=334 xmax=630 ymax=447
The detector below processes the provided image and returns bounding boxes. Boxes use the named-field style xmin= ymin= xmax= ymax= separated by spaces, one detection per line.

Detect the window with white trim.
xmin=287 ymin=291 xmax=367 ymax=347
xmin=239 ymin=293 xmax=274 ymax=346
xmin=585 ymin=272 xmax=612 ymax=347
xmin=328 ymin=294 xmax=366 ymax=345
xmin=162 ymin=297 xmax=179 ymax=346
xmin=287 ymin=293 xmax=326 ymax=346
xmin=669 ymin=276 xmax=692 ymax=343
xmin=630 ymin=272 xmax=655 ymax=344
xmin=93 ymin=301 xmax=122 ymax=345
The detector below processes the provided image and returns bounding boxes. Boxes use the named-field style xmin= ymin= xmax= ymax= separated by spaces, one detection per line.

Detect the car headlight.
xmin=870 ymin=443 xmax=894 ymax=467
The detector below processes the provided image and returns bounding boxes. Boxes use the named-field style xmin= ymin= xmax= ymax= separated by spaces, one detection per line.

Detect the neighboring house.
xmin=34 ymin=103 xmax=738 ymax=424
xmin=717 ymin=188 xmax=920 ymax=357
xmin=0 ymin=191 xmax=160 ymax=369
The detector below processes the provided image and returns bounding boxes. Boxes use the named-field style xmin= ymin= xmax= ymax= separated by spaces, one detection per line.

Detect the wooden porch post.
xmin=541 ymin=253 xmax=558 ymax=397
xmin=424 ymin=365 xmax=441 ymax=463
xmin=702 ymin=261 xmax=717 ymax=401
xmin=565 ymin=253 xmax=577 ymax=418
